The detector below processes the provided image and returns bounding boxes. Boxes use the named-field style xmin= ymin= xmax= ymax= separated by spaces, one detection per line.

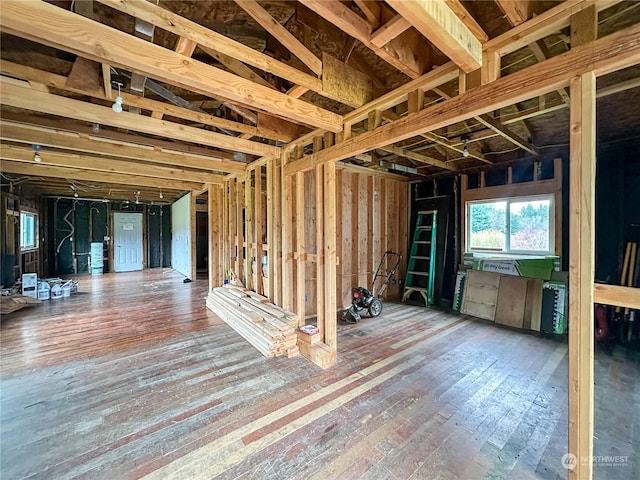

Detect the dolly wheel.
xmin=368 ymin=298 xmax=383 ymax=317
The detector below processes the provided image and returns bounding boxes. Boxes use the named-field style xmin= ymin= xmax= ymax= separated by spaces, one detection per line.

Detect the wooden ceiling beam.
xmin=285 ymin=22 xmax=640 ymax=174
xmin=369 ymin=14 xmax=411 ymax=48
xmin=95 ymin=0 xmax=323 ymax=93
xmin=379 ymin=145 xmax=456 ymax=171
xmin=234 ymin=0 xmax=322 ymax=76
xmin=0 ymin=143 xmax=224 ymax=184
xmin=1 ymin=0 xmax=342 ymax=132
xmin=0 ymin=121 xmax=246 ymax=175
xmin=444 ymin=0 xmax=489 ymax=42
xmin=494 ymin=0 xmax=530 ymax=26
xmin=431 ymin=86 xmax=537 ymax=156
xmin=0 ymin=61 xmax=296 ymax=142
xmin=385 ymin=0 xmax=483 ymax=73
xmin=0 ymin=77 xmax=281 ymax=158
xmin=299 ymin=0 xmax=428 ymax=78
xmin=354 ymin=0 xmax=381 ymax=28
xmin=486 ymin=0 xmax=621 ymax=55
xmin=344 ymin=62 xmax=459 ymax=125
xmin=0 ymin=160 xmax=204 ymax=192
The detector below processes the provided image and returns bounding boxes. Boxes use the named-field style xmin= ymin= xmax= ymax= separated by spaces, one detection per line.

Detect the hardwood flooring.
xmin=1 ymin=269 xmax=638 ymax=479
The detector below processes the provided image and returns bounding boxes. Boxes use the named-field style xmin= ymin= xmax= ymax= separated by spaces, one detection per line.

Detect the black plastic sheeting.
xmin=47 ymin=200 xmax=172 ymax=276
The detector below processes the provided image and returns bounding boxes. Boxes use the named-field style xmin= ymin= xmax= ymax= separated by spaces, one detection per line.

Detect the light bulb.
xmin=34 ymin=152 xmax=42 ymax=163
xmin=74 ymin=191 xmax=79 ymax=198
xmin=112 ymin=96 xmax=123 ymax=113
xmin=159 ymin=192 xmax=164 ymax=199
xmin=463 ymin=145 xmax=469 ymax=158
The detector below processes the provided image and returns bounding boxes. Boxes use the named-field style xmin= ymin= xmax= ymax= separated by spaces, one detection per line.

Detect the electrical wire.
xmin=56 ymin=206 xmax=75 ymax=254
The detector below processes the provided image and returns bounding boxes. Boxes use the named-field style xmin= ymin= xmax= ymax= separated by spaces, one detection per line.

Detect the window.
xmin=20 ymin=211 xmax=38 ymax=251
xmin=467 ymin=195 xmax=554 ymax=254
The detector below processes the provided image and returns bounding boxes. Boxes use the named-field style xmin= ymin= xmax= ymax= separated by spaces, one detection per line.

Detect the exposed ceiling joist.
xmin=0 ymin=77 xmax=281 ymax=158
xmin=369 ymin=14 xmax=411 ymax=48
xmin=485 ymin=0 xmax=622 ymax=55
xmin=0 ymin=143 xmax=224 ymax=184
xmin=299 ymin=0 xmax=429 ymax=78
xmin=385 ymin=0 xmax=483 ymax=73
xmin=379 ymin=145 xmax=456 ymax=171
xmin=444 ymin=0 xmax=489 ymax=42
xmin=0 ymin=0 xmax=342 ymax=132
xmin=285 ymin=23 xmax=640 ymax=174
xmin=234 ymin=0 xmax=322 ymax=76
xmin=0 ymin=160 xmax=204 ymax=192
xmin=495 ymin=0 xmax=531 ymax=26
xmin=0 ymin=61 xmax=296 ymax=142
xmin=0 ymin=120 xmax=246 ymax=175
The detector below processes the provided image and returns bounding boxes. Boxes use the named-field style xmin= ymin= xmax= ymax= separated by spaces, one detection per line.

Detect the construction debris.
xmin=206 ymin=286 xmax=299 ymax=358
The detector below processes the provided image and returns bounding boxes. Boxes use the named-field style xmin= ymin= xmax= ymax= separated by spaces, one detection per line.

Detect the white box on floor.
xmin=22 ymin=273 xmax=38 ymax=299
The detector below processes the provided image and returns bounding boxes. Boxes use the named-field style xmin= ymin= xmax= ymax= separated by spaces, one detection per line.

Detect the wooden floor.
xmin=1 ymin=269 xmax=638 ymax=480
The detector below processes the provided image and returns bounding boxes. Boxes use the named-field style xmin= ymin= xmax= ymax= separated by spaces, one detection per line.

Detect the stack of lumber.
xmin=0 ymin=295 xmax=41 ymax=315
xmin=206 ymin=286 xmax=299 ymax=358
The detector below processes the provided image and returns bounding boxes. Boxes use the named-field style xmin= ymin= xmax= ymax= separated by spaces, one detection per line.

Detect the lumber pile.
xmin=206 ymin=286 xmax=300 ymax=358
xmin=1 ymin=295 xmax=41 ymax=315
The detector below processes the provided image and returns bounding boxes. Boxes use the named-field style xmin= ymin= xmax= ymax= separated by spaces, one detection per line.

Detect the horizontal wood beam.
xmin=0 ymin=77 xmax=280 ymax=158
xmin=0 ymin=0 xmax=342 ymax=132
xmin=284 ymin=22 xmax=640 ymax=175
xmin=344 ymin=62 xmax=459 ymax=125
xmin=495 ymin=0 xmax=530 ymax=26
xmin=0 ymin=143 xmax=224 ymax=184
xmin=96 ymin=0 xmax=323 ymax=92
xmin=380 ymin=145 xmax=456 ymax=171
xmin=0 ymin=60 xmax=295 ymax=142
xmin=0 ymin=120 xmax=246 ymax=174
xmin=386 ymin=0 xmax=482 ymax=72
xmin=594 ymin=284 xmax=640 ymax=310
xmin=370 ymin=15 xmax=411 ymax=48
xmin=444 ymin=0 xmax=489 ymax=42
xmin=0 ymin=160 xmax=203 ymax=191
xmin=300 ymin=0 xmax=427 ymax=78
xmin=485 ymin=0 xmax=621 ymax=55
xmin=234 ymin=0 xmax=322 ymax=76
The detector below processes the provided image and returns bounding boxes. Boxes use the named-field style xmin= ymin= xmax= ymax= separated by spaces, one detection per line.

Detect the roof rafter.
xmin=386 ymin=0 xmax=483 ymax=73
xmin=285 ymin=22 xmax=640 ymax=174
xmin=299 ymin=0 xmax=429 ymax=78
xmin=0 ymin=0 xmax=342 ymax=132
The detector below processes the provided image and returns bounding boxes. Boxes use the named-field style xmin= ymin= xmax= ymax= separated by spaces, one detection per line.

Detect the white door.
xmin=114 ymin=213 xmax=143 ymax=272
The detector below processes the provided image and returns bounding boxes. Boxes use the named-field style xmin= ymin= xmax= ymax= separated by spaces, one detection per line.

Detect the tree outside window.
xmin=467 ymin=196 xmax=553 ymax=254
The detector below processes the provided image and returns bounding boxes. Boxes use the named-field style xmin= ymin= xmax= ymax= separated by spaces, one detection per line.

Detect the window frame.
xmin=20 ymin=210 xmax=39 ymax=252
xmin=466 ymin=193 xmax=555 ymax=256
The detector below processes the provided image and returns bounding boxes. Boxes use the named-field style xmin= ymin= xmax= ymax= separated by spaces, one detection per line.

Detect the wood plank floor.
xmin=1 ymin=269 xmax=638 ymax=479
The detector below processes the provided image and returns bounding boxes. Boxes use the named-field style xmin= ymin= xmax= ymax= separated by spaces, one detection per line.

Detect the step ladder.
xmin=402 ymin=210 xmax=437 ymax=307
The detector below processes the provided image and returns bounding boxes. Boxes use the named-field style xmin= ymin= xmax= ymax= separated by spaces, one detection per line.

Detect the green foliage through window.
xmin=467 ymin=197 xmax=552 ymax=254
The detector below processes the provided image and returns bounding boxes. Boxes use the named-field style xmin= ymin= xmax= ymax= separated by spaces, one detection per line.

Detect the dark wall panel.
xmin=162 ymin=205 xmax=171 ymax=268
xmin=74 ymin=202 xmax=90 ymax=274
xmin=148 ymin=205 xmax=162 ymax=268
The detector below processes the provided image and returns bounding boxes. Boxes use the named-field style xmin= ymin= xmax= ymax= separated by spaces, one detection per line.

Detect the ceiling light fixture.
xmin=33 ymin=145 xmax=42 ymax=163
xmin=159 ymin=189 xmax=164 ymax=199
xmin=111 ymin=75 xmax=126 ymax=113
xmin=461 ymin=138 xmax=470 ymax=158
